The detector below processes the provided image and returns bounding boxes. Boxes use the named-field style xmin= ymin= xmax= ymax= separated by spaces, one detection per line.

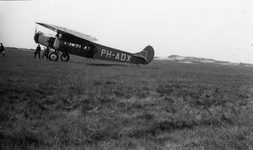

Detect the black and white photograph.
xmin=0 ymin=0 xmax=253 ymax=149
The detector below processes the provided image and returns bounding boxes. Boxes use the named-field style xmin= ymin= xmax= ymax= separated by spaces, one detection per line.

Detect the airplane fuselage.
xmin=34 ymin=28 xmax=154 ymax=65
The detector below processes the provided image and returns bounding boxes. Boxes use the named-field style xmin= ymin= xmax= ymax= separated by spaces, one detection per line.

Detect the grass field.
xmin=1 ymin=48 xmax=253 ymax=150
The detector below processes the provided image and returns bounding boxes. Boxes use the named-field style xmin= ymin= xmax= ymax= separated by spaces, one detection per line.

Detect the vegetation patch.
xmin=1 ymin=48 xmax=253 ymax=149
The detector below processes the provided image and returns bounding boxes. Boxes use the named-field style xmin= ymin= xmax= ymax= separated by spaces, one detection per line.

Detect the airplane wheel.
xmin=49 ymin=52 xmax=59 ymax=61
xmin=61 ymin=53 xmax=70 ymax=61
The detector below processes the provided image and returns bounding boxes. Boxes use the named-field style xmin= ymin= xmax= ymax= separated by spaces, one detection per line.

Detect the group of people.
xmin=35 ymin=33 xmax=73 ymax=60
xmin=34 ymin=33 xmax=60 ymax=59
xmin=0 ymin=43 xmax=50 ymax=59
xmin=34 ymin=44 xmax=50 ymax=59
xmin=0 ymin=41 xmax=53 ymax=59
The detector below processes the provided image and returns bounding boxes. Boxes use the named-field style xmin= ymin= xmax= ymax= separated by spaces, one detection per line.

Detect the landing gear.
xmin=49 ymin=52 xmax=59 ymax=61
xmin=48 ymin=51 xmax=70 ymax=62
xmin=61 ymin=53 xmax=70 ymax=61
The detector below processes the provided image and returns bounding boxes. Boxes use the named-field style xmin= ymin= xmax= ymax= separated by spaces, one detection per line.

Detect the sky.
xmin=0 ymin=0 xmax=253 ymax=63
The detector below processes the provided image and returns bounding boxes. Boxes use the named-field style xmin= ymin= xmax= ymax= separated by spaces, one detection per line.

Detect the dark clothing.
xmin=0 ymin=44 xmax=5 ymax=56
xmin=42 ymin=47 xmax=49 ymax=59
xmin=34 ymin=45 xmax=41 ymax=58
xmin=1 ymin=45 xmax=4 ymax=52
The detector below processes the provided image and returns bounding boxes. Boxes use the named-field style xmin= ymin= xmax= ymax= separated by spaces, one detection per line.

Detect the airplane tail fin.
xmin=134 ymin=45 xmax=155 ymax=64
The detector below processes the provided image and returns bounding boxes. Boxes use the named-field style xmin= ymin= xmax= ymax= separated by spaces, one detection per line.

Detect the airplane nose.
xmin=34 ymin=33 xmax=39 ymax=43
xmin=34 ymin=31 xmax=43 ymax=43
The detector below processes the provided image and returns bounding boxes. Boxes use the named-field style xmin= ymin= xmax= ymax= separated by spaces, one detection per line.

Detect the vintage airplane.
xmin=34 ymin=22 xmax=155 ymax=66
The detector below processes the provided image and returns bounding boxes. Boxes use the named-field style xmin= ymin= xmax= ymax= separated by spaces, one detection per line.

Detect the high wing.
xmin=36 ymin=22 xmax=98 ymax=42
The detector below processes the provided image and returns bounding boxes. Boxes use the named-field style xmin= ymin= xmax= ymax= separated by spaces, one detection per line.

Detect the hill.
xmin=1 ymin=48 xmax=253 ymax=149
xmin=155 ymin=55 xmax=253 ymax=67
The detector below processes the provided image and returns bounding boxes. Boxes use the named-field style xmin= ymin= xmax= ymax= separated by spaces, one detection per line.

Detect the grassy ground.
xmin=1 ymin=48 xmax=253 ymax=150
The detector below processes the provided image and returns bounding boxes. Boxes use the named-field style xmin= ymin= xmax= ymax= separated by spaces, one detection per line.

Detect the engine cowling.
xmin=34 ymin=31 xmax=55 ymax=48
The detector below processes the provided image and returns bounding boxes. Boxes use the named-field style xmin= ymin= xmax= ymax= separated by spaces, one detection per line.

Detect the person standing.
xmin=53 ymin=33 xmax=60 ymax=50
xmin=42 ymin=46 xmax=49 ymax=59
xmin=34 ymin=44 xmax=41 ymax=58
xmin=0 ymin=43 xmax=5 ymax=56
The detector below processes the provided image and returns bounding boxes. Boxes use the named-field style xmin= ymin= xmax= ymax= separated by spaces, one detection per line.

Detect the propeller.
xmin=35 ymin=23 xmax=37 ymax=34
xmin=34 ymin=22 xmax=39 ymax=43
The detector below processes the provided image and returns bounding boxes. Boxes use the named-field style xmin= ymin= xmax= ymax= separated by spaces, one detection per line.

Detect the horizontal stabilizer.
xmin=134 ymin=54 xmax=150 ymax=62
xmin=134 ymin=45 xmax=155 ymax=64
